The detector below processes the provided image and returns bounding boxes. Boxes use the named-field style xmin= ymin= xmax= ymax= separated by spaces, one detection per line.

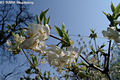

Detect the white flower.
xmin=12 ymin=34 xmax=25 ymax=44
xmin=45 ymin=45 xmax=78 ymax=73
xmin=32 ymin=41 xmax=46 ymax=53
xmin=6 ymin=40 xmax=11 ymax=46
xmin=102 ymin=27 xmax=120 ymax=43
xmin=27 ymin=24 xmax=50 ymax=41
xmin=20 ymin=23 xmax=50 ymax=52
xmin=20 ymin=35 xmax=46 ymax=53
xmin=20 ymin=34 xmax=39 ymax=49
xmin=65 ymin=47 xmax=78 ymax=64
xmin=6 ymin=34 xmax=25 ymax=53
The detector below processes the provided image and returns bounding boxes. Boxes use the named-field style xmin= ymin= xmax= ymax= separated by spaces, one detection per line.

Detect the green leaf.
xmin=78 ymin=61 xmax=87 ymax=66
xmin=114 ymin=13 xmax=120 ymax=19
xmin=47 ymin=16 xmax=50 ymax=24
xmin=49 ymin=25 xmax=52 ymax=29
xmin=89 ymin=29 xmax=97 ymax=39
xmin=115 ymin=3 xmax=120 ymax=14
xmin=36 ymin=16 xmax=40 ymax=24
xmin=100 ymin=44 xmax=105 ymax=48
xmin=111 ymin=2 xmax=115 ymax=13
xmin=25 ymin=68 xmax=31 ymax=74
xmin=54 ymin=26 xmax=63 ymax=37
xmin=62 ymin=22 xmax=65 ymax=32
xmin=12 ymin=24 xmax=16 ymax=27
xmin=66 ymin=30 xmax=69 ymax=34
xmin=63 ymin=32 xmax=69 ymax=41
xmin=90 ymin=46 xmax=95 ymax=53
xmin=56 ymin=42 xmax=61 ymax=46
xmin=34 ymin=56 xmax=38 ymax=66
xmin=32 ymin=56 xmax=38 ymax=67
xmin=19 ymin=30 xmax=24 ymax=36
xmin=40 ymin=8 xmax=49 ymax=22
xmin=103 ymin=11 xmax=108 ymax=16
xmin=107 ymin=14 xmax=114 ymax=22
xmin=7 ymin=24 xmax=11 ymax=29
xmin=70 ymin=40 xmax=74 ymax=46
xmin=48 ymin=71 xmax=50 ymax=78
xmin=103 ymin=12 xmax=113 ymax=22
xmin=44 ymin=71 xmax=46 ymax=77
xmin=44 ymin=16 xmax=47 ymax=25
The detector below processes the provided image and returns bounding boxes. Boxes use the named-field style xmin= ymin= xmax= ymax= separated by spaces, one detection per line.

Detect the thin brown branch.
xmin=1 ymin=6 xmax=11 ymax=31
xmin=103 ymin=53 xmax=107 ymax=69
xmin=16 ymin=4 xmax=22 ymax=25
xmin=106 ymin=40 xmax=111 ymax=71
xmin=79 ymin=54 xmax=111 ymax=80
xmin=79 ymin=54 xmax=103 ymax=72
xmin=22 ymin=49 xmax=43 ymax=80
xmin=50 ymin=34 xmax=67 ymax=44
xmin=106 ymin=73 xmax=111 ymax=80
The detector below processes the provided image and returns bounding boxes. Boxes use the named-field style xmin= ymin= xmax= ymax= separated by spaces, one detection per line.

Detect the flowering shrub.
xmin=5 ymin=2 xmax=120 ymax=80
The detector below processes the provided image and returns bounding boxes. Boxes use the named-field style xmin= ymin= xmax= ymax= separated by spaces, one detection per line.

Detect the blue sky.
xmin=29 ymin=0 xmax=120 ymax=47
xmin=30 ymin=0 xmax=120 ymax=49
xmin=29 ymin=0 xmax=120 ymax=77
xmin=1 ymin=0 xmax=120 ymax=80
xmin=30 ymin=0 xmax=119 ymax=35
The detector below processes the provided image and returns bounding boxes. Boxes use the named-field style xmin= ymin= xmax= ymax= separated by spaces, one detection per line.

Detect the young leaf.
xmin=103 ymin=12 xmax=113 ymax=22
xmin=70 ymin=40 xmax=74 ymax=46
xmin=54 ymin=26 xmax=63 ymax=37
xmin=44 ymin=16 xmax=47 ymax=25
xmin=19 ymin=30 xmax=24 ymax=36
xmin=25 ymin=68 xmax=32 ymax=74
xmin=36 ymin=16 xmax=40 ymax=24
xmin=103 ymin=11 xmax=108 ymax=16
xmin=32 ymin=56 xmax=38 ymax=67
xmin=100 ymin=44 xmax=105 ymax=48
xmin=7 ymin=24 xmax=11 ymax=30
xmin=34 ymin=56 xmax=38 ymax=66
xmin=62 ymin=22 xmax=65 ymax=32
xmin=48 ymin=71 xmax=50 ymax=78
xmin=40 ymin=8 xmax=49 ymax=22
xmin=56 ymin=42 xmax=61 ymax=46
xmin=47 ymin=16 xmax=50 ymax=24
xmin=44 ymin=71 xmax=47 ymax=77
xmin=63 ymin=32 xmax=70 ymax=42
xmin=115 ymin=3 xmax=120 ymax=14
xmin=111 ymin=2 xmax=115 ymax=13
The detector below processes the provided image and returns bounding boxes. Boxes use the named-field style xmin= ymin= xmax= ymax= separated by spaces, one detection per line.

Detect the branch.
xmin=22 ymin=49 xmax=43 ymax=80
xmin=16 ymin=4 xmax=22 ymax=25
xmin=106 ymin=40 xmax=111 ymax=70
xmin=2 ymin=63 xmax=26 ymax=80
xmin=79 ymin=54 xmax=111 ymax=80
xmin=50 ymin=34 xmax=67 ymax=44
xmin=79 ymin=54 xmax=103 ymax=72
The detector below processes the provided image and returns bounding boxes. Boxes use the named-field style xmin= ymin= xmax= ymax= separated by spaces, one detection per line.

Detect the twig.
xmin=106 ymin=73 xmax=111 ymax=80
xmin=79 ymin=54 xmax=103 ymax=72
xmin=106 ymin=40 xmax=111 ymax=70
xmin=79 ymin=54 xmax=111 ymax=80
xmin=22 ymin=49 xmax=43 ymax=80
xmin=50 ymin=34 xmax=67 ymax=44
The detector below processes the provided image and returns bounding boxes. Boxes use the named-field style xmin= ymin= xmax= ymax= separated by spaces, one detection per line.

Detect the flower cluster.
xmin=20 ymin=24 xmax=50 ymax=53
xmin=102 ymin=27 xmax=120 ymax=43
xmin=6 ymin=34 xmax=25 ymax=54
xmin=45 ymin=45 xmax=79 ymax=73
xmin=6 ymin=23 xmax=79 ymax=73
